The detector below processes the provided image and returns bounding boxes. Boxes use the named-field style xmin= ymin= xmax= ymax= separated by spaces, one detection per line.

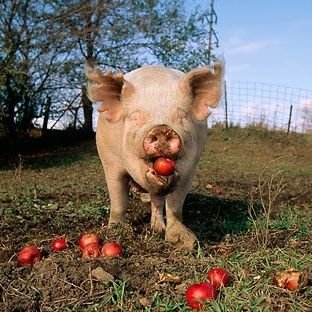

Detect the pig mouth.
xmin=145 ymin=166 xmax=179 ymax=194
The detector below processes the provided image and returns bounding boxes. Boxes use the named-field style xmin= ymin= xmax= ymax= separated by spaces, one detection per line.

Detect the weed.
xmin=248 ymin=168 xmax=286 ymax=248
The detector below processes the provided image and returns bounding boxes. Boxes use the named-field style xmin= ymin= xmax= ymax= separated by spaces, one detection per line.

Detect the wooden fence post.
xmin=224 ymin=80 xmax=229 ymax=129
xmin=287 ymin=105 xmax=293 ymax=135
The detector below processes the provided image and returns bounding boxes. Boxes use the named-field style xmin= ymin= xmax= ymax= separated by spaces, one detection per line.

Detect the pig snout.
xmin=143 ymin=125 xmax=181 ymax=158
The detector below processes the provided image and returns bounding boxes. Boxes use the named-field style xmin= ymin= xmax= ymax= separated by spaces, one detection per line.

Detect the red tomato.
xmin=79 ymin=233 xmax=101 ymax=250
xmin=101 ymin=242 xmax=122 ymax=257
xmin=207 ymin=267 xmax=231 ymax=289
xmin=51 ymin=237 xmax=68 ymax=252
xmin=18 ymin=245 xmax=42 ymax=266
xmin=185 ymin=282 xmax=218 ymax=310
xmin=153 ymin=157 xmax=175 ymax=176
xmin=82 ymin=243 xmax=101 ymax=259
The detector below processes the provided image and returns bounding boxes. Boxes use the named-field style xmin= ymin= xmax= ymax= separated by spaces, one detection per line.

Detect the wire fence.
xmin=209 ymin=81 xmax=312 ymax=134
xmin=34 ymin=80 xmax=312 ymax=135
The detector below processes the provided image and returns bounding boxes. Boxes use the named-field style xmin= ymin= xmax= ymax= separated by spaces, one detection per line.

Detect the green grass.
xmin=0 ymin=127 xmax=311 ymax=311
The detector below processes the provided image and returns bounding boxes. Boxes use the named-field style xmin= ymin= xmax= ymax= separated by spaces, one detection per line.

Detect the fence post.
xmin=287 ymin=105 xmax=293 ymax=135
xmin=224 ymin=80 xmax=229 ymax=129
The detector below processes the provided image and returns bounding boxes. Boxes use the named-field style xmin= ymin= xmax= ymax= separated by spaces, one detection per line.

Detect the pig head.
xmin=86 ymin=62 xmax=224 ymax=249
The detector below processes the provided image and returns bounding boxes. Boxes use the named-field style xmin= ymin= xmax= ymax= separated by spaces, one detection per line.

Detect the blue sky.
xmin=196 ymin=0 xmax=312 ymax=90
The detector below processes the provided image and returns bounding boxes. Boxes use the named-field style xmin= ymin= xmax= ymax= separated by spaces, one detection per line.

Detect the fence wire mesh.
xmin=210 ymin=81 xmax=312 ymax=133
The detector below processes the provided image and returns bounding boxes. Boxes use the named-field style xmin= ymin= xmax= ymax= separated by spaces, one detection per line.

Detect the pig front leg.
xmin=165 ymin=181 xmax=197 ymax=249
xmin=103 ymin=165 xmax=130 ymax=226
xmin=150 ymin=194 xmax=166 ymax=233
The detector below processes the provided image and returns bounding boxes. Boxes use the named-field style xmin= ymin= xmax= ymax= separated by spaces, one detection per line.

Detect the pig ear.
xmin=85 ymin=65 xmax=125 ymax=122
xmin=181 ymin=62 xmax=224 ymax=121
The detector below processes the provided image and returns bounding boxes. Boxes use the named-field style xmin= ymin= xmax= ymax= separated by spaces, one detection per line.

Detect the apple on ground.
xmin=82 ymin=243 xmax=101 ymax=259
xmin=101 ymin=241 xmax=122 ymax=257
xmin=185 ymin=282 xmax=218 ymax=310
xmin=18 ymin=245 xmax=42 ymax=266
xmin=207 ymin=267 xmax=231 ymax=289
xmin=51 ymin=237 xmax=68 ymax=252
xmin=273 ymin=268 xmax=307 ymax=291
xmin=79 ymin=233 xmax=101 ymax=250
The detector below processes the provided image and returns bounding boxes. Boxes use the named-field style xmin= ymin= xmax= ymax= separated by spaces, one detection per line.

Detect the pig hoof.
xmin=140 ymin=193 xmax=151 ymax=203
xmin=165 ymin=224 xmax=197 ymax=250
xmin=151 ymin=215 xmax=166 ymax=233
xmin=108 ymin=218 xmax=125 ymax=228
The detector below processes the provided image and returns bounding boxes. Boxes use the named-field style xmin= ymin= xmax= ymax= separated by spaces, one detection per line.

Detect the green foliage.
xmin=0 ymin=0 xmax=217 ymax=139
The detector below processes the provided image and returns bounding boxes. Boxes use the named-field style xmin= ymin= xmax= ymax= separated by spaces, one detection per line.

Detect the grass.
xmin=0 ymin=126 xmax=311 ymax=311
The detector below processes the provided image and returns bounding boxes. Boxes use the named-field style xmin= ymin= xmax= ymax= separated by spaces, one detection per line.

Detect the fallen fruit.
xmin=82 ymin=243 xmax=101 ymax=259
xmin=153 ymin=157 xmax=175 ymax=176
xmin=79 ymin=233 xmax=101 ymax=250
xmin=51 ymin=237 xmax=68 ymax=252
xmin=207 ymin=267 xmax=231 ymax=289
xmin=18 ymin=245 xmax=42 ymax=266
xmin=101 ymin=241 xmax=122 ymax=257
xmin=284 ymin=277 xmax=299 ymax=291
xmin=273 ymin=268 xmax=306 ymax=291
xmin=185 ymin=282 xmax=218 ymax=310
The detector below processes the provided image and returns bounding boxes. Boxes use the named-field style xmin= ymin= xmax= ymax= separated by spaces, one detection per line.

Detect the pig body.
xmin=86 ymin=63 xmax=223 ymax=249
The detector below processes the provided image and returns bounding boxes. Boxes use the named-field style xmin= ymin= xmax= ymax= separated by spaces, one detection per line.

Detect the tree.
xmin=0 ymin=0 xmax=218 ymax=141
xmin=0 ymin=0 xmax=66 ymax=140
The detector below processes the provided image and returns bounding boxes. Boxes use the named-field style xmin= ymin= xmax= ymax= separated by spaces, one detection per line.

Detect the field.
xmin=0 ymin=127 xmax=311 ymax=311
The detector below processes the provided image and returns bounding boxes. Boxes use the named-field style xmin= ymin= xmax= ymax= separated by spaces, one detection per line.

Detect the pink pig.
xmin=86 ymin=62 xmax=224 ymax=249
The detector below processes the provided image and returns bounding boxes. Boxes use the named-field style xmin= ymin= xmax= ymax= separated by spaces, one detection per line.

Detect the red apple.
xmin=82 ymin=243 xmax=101 ymax=259
xmin=101 ymin=241 xmax=122 ymax=257
xmin=284 ymin=277 xmax=299 ymax=291
xmin=185 ymin=282 xmax=218 ymax=310
xmin=51 ymin=237 xmax=68 ymax=252
xmin=207 ymin=267 xmax=231 ymax=289
xmin=79 ymin=233 xmax=101 ymax=250
xmin=18 ymin=245 xmax=42 ymax=266
xmin=273 ymin=269 xmax=303 ymax=291
xmin=153 ymin=157 xmax=175 ymax=176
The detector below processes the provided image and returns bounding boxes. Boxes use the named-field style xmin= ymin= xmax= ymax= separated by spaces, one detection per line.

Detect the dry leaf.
xmin=158 ymin=272 xmax=181 ymax=283
xmin=139 ymin=297 xmax=151 ymax=307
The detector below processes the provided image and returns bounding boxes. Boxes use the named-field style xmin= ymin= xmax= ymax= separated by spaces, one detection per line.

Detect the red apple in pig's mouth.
xmin=153 ymin=157 xmax=175 ymax=176
xmin=144 ymin=157 xmax=179 ymax=194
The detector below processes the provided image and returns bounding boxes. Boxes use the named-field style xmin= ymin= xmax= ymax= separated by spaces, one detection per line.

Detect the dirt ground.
xmin=1 ymin=129 xmax=312 ymax=311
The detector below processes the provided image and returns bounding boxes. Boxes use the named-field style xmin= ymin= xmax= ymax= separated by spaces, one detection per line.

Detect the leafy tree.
xmin=0 ymin=0 xmax=217 ymax=140
xmin=0 ymin=0 xmax=66 ymax=139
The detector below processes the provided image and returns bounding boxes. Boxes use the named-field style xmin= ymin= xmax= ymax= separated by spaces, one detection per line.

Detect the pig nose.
xmin=143 ymin=125 xmax=181 ymax=157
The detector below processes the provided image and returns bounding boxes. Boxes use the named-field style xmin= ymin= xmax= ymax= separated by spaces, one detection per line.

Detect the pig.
xmin=85 ymin=61 xmax=224 ymax=249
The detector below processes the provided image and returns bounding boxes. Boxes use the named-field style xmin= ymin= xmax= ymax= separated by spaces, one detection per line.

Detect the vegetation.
xmin=0 ymin=0 xmax=216 ymax=140
xmin=0 ymin=127 xmax=311 ymax=311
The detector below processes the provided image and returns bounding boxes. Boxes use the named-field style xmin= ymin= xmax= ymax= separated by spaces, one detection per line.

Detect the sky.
xmin=37 ymin=1 xmax=312 ymax=132
xmin=195 ymin=0 xmax=312 ymax=90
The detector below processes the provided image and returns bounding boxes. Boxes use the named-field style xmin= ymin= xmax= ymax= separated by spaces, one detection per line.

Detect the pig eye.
xmin=172 ymin=108 xmax=188 ymax=124
xmin=129 ymin=111 xmax=140 ymax=121
xmin=128 ymin=110 xmax=146 ymax=126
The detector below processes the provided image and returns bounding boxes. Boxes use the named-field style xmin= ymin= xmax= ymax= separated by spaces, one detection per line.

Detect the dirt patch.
xmin=0 ymin=219 xmax=195 ymax=312
xmin=1 ymin=130 xmax=312 ymax=311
